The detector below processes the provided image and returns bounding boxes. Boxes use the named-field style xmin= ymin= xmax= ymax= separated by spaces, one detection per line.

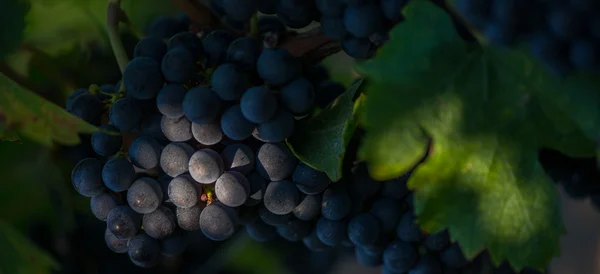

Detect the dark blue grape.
xmin=256 ymin=142 xmax=297 ymax=181
xmin=128 ymin=232 xmax=161 ymax=268
xmin=91 ymin=191 xmax=121 ymax=221
xmin=383 ymin=240 xmax=418 ymax=273
xmin=221 ymin=105 xmax=255 ymax=141
xmin=71 ymin=158 xmax=106 ymax=197
xmin=396 ymin=211 xmax=423 ymax=243
xmin=69 ymin=93 xmax=103 ymax=125
xmin=321 ymin=16 xmax=347 ymax=39
xmin=321 ymin=184 xmax=351 ymax=220
xmin=355 ymin=246 xmax=383 ymax=267
xmin=277 ymin=0 xmax=319 ymax=29
xmin=183 ymin=86 xmax=222 ymax=123
xmin=102 ymin=158 xmax=135 ymax=192
xmin=344 ymin=3 xmax=384 ymax=38
xmin=257 ymin=48 xmax=300 ymax=86
xmin=160 ymin=228 xmax=188 ymax=256
xmin=408 ymin=253 xmax=443 ymax=274
xmin=147 ymin=16 xmax=183 ymax=39
xmin=342 ymin=35 xmax=372 ymax=59
xmin=316 ymin=0 xmax=345 ymax=17
xmin=246 ymin=217 xmax=278 ymax=242
xmin=104 ymin=228 xmax=128 ymax=253
xmin=316 ymin=217 xmax=346 ymax=246
xmin=381 ymin=0 xmax=408 ymax=21
xmin=211 ymin=63 xmax=246 ymax=101
xmin=315 ymin=80 xmax=345 ymax=108
xmin=381 ymin=173 xmax=410 ymax=200
xmin=483 ymin=22 xmax=516 ymax=46
xmin=570 ymin=40 xmax=600 ymax=70
xmin=247 ymin=171 xmax=267 ymax=203
xmin=123 ymin=57 xmax=164 ymax=100
xmin=279 ymin=77 xmax=315 ymax=115
xmin=156 ymin=84 xmax=187 ymax=119
xmin=167 ymin=32 xmax=203 ymax=60
xmin=91 ymin=124 xmax=122 ymax=157
xmin=277 ymin=219 xmax=312 ymax=241
xmin=109 ymin=98 xmax=142 ymax=131
xmin=303 ymin=230 xmax=328 ymax=252
xmin=293 ymin=194 xmax=322 ymax=220
xmin=107 ymin=205 xmax=142 ymax=239
xmin=176 ymin=203 xmax=203 ymax=230
xmin=255 ymin=107 xmax=295 ymax=142
xmin=292 ymin=163 xmax=331 ymax=195
xmin=65 ymin=88 xmax=87 ymax=111
xmin=528 ymin=34 xmax=571 ymax=76
xmin=240 ymin=86 xmax=278 ymax=123
xmin=547 ymin=9 xmax=584 ymax=40
xmin=129 ymin=136 xmax=162 ymax=170
xmin=258 ymin=206 xmax=292 ymax=225
xmin=192 ymin=121 xmax=223 ymax=145
xmin=227 ymin=37 xmax=261 ymax=71
xmin=141 ymin=114 xmax=168 ymax=143
xmin=348 ymin=213 xmax=380 ymax=246
xmin=127 ymin=177 xmax=163 ymax=214
xmin=189 ymin=148 xmax=224 ymax=184
xmin=168 ymin=174 xmax=202 ymax=208
xmin=160 ymin=142 xmax=195 ymax=177
xmin=143 ymin=205 xmax=176 ymax=239
xmin=215 ymin=171 xmax=250 ymax=207
xmin=440 ymin=244 xmax=468 ymax=268
xmin=161 ymin=47 xmax=196 ymax=84
xmin=199 ymin=202 xmax=238 ymax=241
xmin=161 ymin=115 xmax=192 ymax=142
xmin=424 ymin=230 xmax=450 ymax=251
xmin=370 ymin=198 xmax=402 ymax=233
xmin=221 ymin=0 xmax=258 ymax=21
xmin=264 ymin=180 xmax=300 ymax=215
xmin=221 ymin=143 xmax=255 ymax=174
xmin=134 ymin=36 xmax=167 ymax=63
xmin=202 ymin=30 xmax=235 ymax=65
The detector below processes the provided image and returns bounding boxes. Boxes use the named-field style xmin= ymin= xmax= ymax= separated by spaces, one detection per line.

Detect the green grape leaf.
xmin=0 ymin=221 xmax=59 ymax=274
xmin=0 ymin=73 xmax=97 ymax=146
xmin=355 ymin=0 xmax=600 ymax=270
xmin=287 ymin=78 xmax=364 ymax=182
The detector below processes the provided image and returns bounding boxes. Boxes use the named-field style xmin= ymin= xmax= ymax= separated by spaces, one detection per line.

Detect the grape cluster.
xmin=66 ymin=15 xmax=349 ymax=267
xmin=455 ymin=0 xmax=600 ymax=76
xmin=209 ymin=0 xmax=411 ymax=58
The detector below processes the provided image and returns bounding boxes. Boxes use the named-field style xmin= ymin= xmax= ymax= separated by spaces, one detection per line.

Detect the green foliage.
xmin=225 ymin=237 xmax=287 ymax=274
xmin=0 ymin=73 xmax=97 ymax=146
xmin=356 ymin=0 xmax=600 ymax=270
xmin=0 ymin=221 xmax=58 ymax=274
xmin=287 ymin=78 xmax=364 ymax=182
xmin=0 ymin=0 xmax=29 ymax=59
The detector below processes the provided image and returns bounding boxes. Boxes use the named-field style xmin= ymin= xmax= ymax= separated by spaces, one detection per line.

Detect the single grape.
xmin=255 ymin=107 xmax=295 ymax=142
xmin=221 ymin=0 xmax=258 ymax=21
xmin=160 ymin=142 xmax=195 ymax=177
xmin=160 ymin=228 xmax=188 ymax=257
xmin=381 ymin=174 xmax=410 ymax=200
xmin=440 ymin=244 xmax=468 ymax=268
xmin=264 ymin=180 xmax=300 ymax=215
xmin=140 ymin=114 xmax=168 ymax=143
xmin=202 ymin=30 xmax=235 ymax=65
xmin=303 ymin=230 xmax=328 ymax=252
xmin=293 ymin=194 xmax=322 ymax=221
xmin=383 ymin=240 xmax=418 ymax=273
xmin=279 ymin=77 xmax=316 ymax=115
xmin=277 ymin=219 xmax=312 ymax=241
xmin=107 ymin=206 xmax=142 ymax=239
xmin=109 ymin=98 xmax=143 ymax=131
xmin=134 ymin=36 xmax=167 ymax=63
xmin=183 ymin=86 xmax=222 ymax=124
xmin=348 ymin=213 xmax=381 ymax=246
xmin=127 ymin=177 xmax=163 ymax=214
xmin=168 ymin=174 xmax=202 ymax=208
xmin=65 ymin=88 xmax=87 ymax=111
xmin=104 ymin=228 xmax=128 ymax=253
xmin=199 ymin=202 xmax=238 ymax=241
xmin=91 ymin=124 xmax=122 ymax=157
xmin=167 ymin=32 xmax=203 ymax=60
xmin=240 ymin=86 xmax=278 ymax=123
xmin=355 ymin=246 xmax=383 ymax=267
xmin=227 ymin=37 xmax=261 ymax=71
xmin=424 ymin=230 xmax=450 ymax=251
xmin=192 ymin=122 xmax=223 ymax=145
xmin=246 ymin=217 xmax=278 ymax=242
xmin=102 ymin=158 xmax=136 ymax=192
xmin=221 ymin=105 xmax=255 ymax=141
xmin=128 ymin=136 xmax=162 ymax=170
xmin=258 ymin=206 xmax=293 ymax=225
xmin=71 ymin=158 xmax=105 ymax=197
xmin=124 ymin=57 xmax=164 ymax=100
xmin=316 ymin=217 xmax=346 ymax=246
xmin=91 ymin=191 xmax=121 ymax=221
xmin=147 ymin=16 xmax=184 ymax=39
xmin=370 ymin=198 xmax=402 ymax=233
xmin=321 ymin=184 xmax=351 ymax=220
xmin=176 ymin=203 xmax=204 ymax=231
xmin=344 ymin=3 xmax=384 ymax=38
xmin=342 ymin=35 xmax=373 ymax=59
xmin=396 ymin=211 xmax=423 ymax=243
xmin=161 ymin=115 xmax=192 ymax=142
xmin=277 ymin=0 xmax=319 ymax=29
xmin=127 ymin=232 xmax=161 ymax=268
xmin=161 ymin=47 xmax=196 ymax=84
xmin=221 ymin=143 xmax=255 ymax=174
xmin=257 ymin=48 xmax=300 ymax=86
xmin=292 ymin=163 xmax=331 ymax=195
xmin=211 ymin=63 xmax=246 ymax=101
xmin=256 ymin=142 xmax=297 ymax=181
xmin=69 ymin=93 xmax=103 ymax=125
xmin=156 ymin=84 xmax=187 ymax=119
xmin=143 ymin=205 xmax=177 ymax=239
xmin=215 ymin=171 xmax=251 ymax=207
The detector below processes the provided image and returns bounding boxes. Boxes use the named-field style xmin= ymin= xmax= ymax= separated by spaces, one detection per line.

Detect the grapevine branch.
xmin=172 ymin=0 xmax=342 ymax=62
xmin=106 ymin=0 xmax=130 ymax=74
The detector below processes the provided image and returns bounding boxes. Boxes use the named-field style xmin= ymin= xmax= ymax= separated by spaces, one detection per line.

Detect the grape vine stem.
xmin=106 ymin=0 xmax=130 ymax=74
